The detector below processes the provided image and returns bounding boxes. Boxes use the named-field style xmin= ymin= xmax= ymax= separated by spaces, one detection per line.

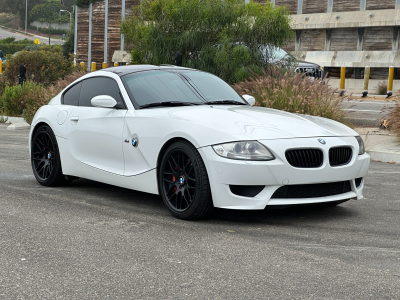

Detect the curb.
xmin=344 ymin=117 xmax=382 ymax=127
xmin=369 ymin=151 xmax=400 ymax=164
xmin=7 ymin=122 xmax=31 ymax=130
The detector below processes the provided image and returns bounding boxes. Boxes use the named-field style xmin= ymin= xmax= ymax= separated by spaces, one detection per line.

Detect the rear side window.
xmin=63 ymin=82 xmax=82 ymax=106
xmin=79 ymin=77 xmax=125 ymax=108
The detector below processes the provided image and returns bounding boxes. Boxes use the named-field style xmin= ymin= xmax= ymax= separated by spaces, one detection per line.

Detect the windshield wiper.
xmin=205 ymin=100 xmax=247 ymax=105
xmin=139 ymin=101 xmax=203 ymax=109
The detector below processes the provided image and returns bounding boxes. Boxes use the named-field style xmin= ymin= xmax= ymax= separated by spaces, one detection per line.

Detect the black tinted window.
xmin=79 ymin=77 xmax=125 ymax=108
xmin=63 ymin=82 xmax=81 ymax=106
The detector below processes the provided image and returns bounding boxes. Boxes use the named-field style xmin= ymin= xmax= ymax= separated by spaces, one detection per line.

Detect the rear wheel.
xmin=158 ymin=141 xmax=213 ymax=220
xmin=31 ymin=125 xmax=65 ymax=186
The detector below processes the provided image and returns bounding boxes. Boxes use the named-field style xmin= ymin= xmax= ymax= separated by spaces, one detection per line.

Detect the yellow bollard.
xmin=388 ymin=66 xmax=394 ymax=93
xmin=102 ymin=62 xmax=107 ymax=69
xmin=363 ymin=66 xmax=370 ymax=94
xmin=0 ymin=60 xmax=2 ymax=74
xmin=340 ymin=67 xmax=346 ymax=90
xmin=114 ymin=62 xmax=118 ymax=67
xmin=80 ymin=61 xmax=85 ymax=71
xmin=91 ymin=62 xmax=96 ymax=72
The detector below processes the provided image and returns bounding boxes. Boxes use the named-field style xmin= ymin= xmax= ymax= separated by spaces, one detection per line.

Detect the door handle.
xmin=70 ymin=116 xmax=79 ymax=122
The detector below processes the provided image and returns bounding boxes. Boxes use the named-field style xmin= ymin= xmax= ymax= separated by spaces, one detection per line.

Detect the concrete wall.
xmin=328 ymin=78 xmax=400 ymax=94
xmin=293 ymin=51 xmax=400 ymax=68
xmin=30 ymin=21 xmax=70 ymax=30
xmin=290 ymin=9 xmax=400 ymax=30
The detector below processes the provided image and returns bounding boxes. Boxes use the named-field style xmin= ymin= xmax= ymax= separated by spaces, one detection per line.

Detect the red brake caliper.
xmin=172 ymin=175 xmax=177 ymax=192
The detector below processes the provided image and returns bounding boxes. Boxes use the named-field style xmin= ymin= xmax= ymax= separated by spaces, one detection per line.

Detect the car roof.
xmin=102 ymin=64 xmax=193 ymax=77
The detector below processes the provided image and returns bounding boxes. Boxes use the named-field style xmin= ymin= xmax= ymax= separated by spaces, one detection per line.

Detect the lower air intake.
xmin=271 ymin=181 xmax=352 ymax=199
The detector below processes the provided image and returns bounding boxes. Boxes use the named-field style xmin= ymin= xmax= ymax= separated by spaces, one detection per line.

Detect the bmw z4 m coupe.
xmin=29 ymin=65 xmax=370 ymax=219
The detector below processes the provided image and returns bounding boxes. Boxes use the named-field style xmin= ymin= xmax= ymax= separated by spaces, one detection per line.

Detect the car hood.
xmin=297 ymin=60 xmax=321 ymax=68
xmin=136 ymin=105 xmax=356 ymax=141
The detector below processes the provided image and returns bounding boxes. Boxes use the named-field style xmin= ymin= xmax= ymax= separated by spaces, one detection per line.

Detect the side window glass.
xmin=63 ymin=82 xmax=82 ymax=106
xmin=79 ymin=77 xmax=125 ymax=108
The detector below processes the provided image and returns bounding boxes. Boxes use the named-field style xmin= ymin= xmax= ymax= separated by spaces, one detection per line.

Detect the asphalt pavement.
xmin=0 ymin=27 xmax=64 ymax=45
xmin=0 ymin=124 xmax=400 ymax=299
xmin=341 ymin=99 xmax=397 ymax=127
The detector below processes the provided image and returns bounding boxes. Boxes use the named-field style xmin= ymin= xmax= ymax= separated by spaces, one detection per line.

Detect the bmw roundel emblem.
xmin=318 ymin=138 xmax=326 ymax=145
xmin=179 ymin=177 xmax=184 ymax=184
xmin=132 ymin=138 xmax=138 ymax=147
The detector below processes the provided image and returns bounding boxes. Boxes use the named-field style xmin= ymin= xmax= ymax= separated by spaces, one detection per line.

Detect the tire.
xmin=158 ymin=141 xmax=213 ymax=220
xmin=31 ymin=125 xmax=66 ymax=186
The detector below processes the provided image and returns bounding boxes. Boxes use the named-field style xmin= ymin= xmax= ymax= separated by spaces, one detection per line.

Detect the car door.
xmin=66 ymin=76 xmax=127 ymax=175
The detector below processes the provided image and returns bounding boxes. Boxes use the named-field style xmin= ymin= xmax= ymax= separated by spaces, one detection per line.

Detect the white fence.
xmin=30 ymin=21 xmax=70 ymax=30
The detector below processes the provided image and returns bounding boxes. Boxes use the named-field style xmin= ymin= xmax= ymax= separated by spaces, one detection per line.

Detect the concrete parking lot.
xmin=0 ymin=124 xmax=399 ymax=299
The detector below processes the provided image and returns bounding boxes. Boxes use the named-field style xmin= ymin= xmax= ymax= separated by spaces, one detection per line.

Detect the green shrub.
xmin=0 ymin=13 xmax=12 ymax=25
xmin=0 ymin=37 xmax=35 ymax=55
xmin=0 ymin=71 xmax=85 ymax=123
xmin=75 ymin=0 xmax=102 ymax=7
xmin=1 ymin=81 xmax=44 ymax=116
xmin=232 ymin=66 xmax=350 ymax=123
xmin=62 ymin=24 xmax=74 ymax=57
xmin=121 ymin=0 xmax=294 ymax=84
xmin=3 ymin=45 xmax=74 ymax=85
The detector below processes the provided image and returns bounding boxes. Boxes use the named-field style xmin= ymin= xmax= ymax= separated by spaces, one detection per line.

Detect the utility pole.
xmin=48 ymin=22 xmax=50 ymax=45
xmin=25 ymin=0 xmax=27 ymax=33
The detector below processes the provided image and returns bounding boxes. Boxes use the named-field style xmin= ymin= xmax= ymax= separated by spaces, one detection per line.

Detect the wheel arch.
xmin=29 ymin=121 xmax=52 ymax=155
xmin=156 ymin=137 xmax=197 ymax=192
xmin=31 ymin=121 xmax=50 ymax=139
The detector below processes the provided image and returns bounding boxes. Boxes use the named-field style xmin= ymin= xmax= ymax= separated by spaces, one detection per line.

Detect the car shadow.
xmin=209 ymin=203 xmax=359 ymax=225
xmin=63 ymin=178 xmax=359 ymax=225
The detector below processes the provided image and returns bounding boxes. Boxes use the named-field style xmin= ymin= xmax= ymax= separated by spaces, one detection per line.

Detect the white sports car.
xmin=29 ymin=65 xmax=370 ymax=219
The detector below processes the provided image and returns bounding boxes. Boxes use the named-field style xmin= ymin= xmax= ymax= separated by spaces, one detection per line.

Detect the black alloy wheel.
xmin=31 ymin=125 xmax=65 ymax=186
xmin=159 ymin=141 xmax=213 ymax=220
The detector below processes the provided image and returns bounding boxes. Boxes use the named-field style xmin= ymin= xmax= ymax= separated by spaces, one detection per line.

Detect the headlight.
xmin=212 ymin=141 xmax=275 ymax=161
xmin=355 ymin=136 xmax=365 ymax=155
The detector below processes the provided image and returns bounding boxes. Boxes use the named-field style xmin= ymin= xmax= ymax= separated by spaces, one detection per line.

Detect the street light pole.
xmin=60 ymin=10 xmax=72 ymax=27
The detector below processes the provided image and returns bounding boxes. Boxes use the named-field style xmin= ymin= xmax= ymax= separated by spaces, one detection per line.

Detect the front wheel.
xmin=158 ymin=141 xmax=213 ymax=220
xmin=31 ymin=125 xmax=65 ymax=186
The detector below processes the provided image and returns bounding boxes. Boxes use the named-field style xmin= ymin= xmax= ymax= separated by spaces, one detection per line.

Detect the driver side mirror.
xmin=91 ymin=95 xmax=117 ymax=108
xmin=242 ymin=95 xmax=256 ymax=106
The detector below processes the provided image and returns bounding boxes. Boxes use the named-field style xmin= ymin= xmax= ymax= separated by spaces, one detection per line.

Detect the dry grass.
xmin=375 ymin=81 xmax=388 ymax=95
xmin=22 ymin=71 xmax=86 ymax=124
xmin=0 ymin=13 xmax=20 ymax=29
xmin=387 ymin=103 xmax=400 ymax=137
xmin=232 ymin=66 xmax=351 ymax=123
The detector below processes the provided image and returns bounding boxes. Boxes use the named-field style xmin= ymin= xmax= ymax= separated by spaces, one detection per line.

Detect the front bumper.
xmin=198 ymin=136 xmax=370 ymax=210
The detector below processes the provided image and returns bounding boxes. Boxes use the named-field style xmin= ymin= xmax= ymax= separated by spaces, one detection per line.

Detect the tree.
xmin=30 ymin=0 xmax=63 ymax=23
xmin=121 ymin=0 xmax=294 ymax=84
xmin=0 ymin=0 xmax=43 ymax=27
xmin=62 ymin=23 xmax=74 ymax=57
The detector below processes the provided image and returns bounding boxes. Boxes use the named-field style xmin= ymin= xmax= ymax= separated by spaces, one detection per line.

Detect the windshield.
xmin=271 ymin=47 xmax=288 ymax=60
xmin=122 ymin=70 xmax=246 ymax=108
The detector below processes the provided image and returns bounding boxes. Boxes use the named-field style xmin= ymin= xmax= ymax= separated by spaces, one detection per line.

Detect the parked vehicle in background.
xmin=271 ymin=47 xmax=323 ymax=79
xmin=0 ymin=49 xmax=6 ymax=63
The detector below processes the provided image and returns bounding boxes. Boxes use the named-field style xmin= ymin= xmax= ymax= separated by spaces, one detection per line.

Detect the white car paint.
xmin=29 ymin=66 xmax=370 ymax=210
